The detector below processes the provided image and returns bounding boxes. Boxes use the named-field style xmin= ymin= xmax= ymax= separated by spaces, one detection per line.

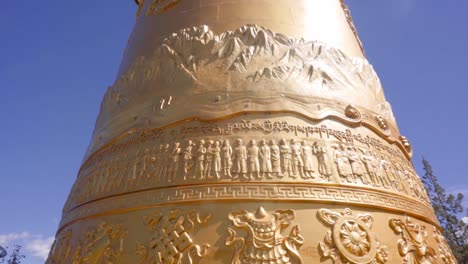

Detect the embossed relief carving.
xmin=66 ymin=118 xmax=429 ymax=211
xmin=389 ymin=217 xmax=436 ymax=264
xmin=317 ymin=208 xmax=388 ymax=264
xmin=226 ymin=207 xmax=304 ymax=264
xmin=433 ymin=227 xmax=457 ymax=264
xmin=46 ymin=230 xmax=72 ymax=264
xmin=136 ymin=209 xmax=212 ymax=264
xmin=330 ymin=142 xmax=429 ymax=202
xmin=47 ymin=223 xmax=127 ymax=264
xmin=92 ymin=24 xmax=392 ymax=149
xmin=345 ymin=105 xmax=361 ymax=120
xmin=375 ymin=115 xmax=388 ymax=130
xmin=399 ymin=136 xmax=413 ymax=155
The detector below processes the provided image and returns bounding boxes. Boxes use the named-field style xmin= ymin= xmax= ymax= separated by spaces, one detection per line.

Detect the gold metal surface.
xmin=47 ymin=0 xmax=456 ymax=263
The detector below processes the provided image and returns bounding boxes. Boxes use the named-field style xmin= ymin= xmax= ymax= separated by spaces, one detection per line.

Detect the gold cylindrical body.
xmin=47 ymin=1 xmax=455 ymax=263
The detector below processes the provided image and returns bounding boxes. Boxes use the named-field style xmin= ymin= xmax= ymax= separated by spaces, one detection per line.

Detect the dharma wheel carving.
xmin=47 ymin=0 xmax=456 ymax=263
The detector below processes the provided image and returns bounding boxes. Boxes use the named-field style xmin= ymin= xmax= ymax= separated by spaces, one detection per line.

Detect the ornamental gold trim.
xmin=58 ymin=182 xmax=438 ymax=232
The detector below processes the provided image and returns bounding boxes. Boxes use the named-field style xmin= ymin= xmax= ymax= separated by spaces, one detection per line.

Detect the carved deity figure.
xmin=379 ymin=156 xmax=393 ymax=189
xmin=291 ymin=139 xmax=304 ymax=179
xmin=131 ymin=150 xmax=141 ymax=185
xmin=221 ymin=140 xmax=233 ymax=178
xmin=154 ymin=144 xmax=164 ymax=181
xmin=233 ymin=139 xmax=247 ymax=179
xmin=312 ymin=142 xmax=331 ymax=180
xmin=259 ymin=139 xmax=272 ymax=179
xmin=213 ymin=141 xmax=222 ymax=179
xmin=226 ymin=207 xmax=304 ymax=264
xmin=394 ymin=162 xmax=407 ymax=193
xmin=205 ymin=140 xmax=215 ymax=178
xmin=361 ymin=150 xmax=381 ymax=187
xmin=301 ymin=141 xmax=315 ymax=179
xmin=270 ymin=140 xmax=282 ymax=178
xmin=142 ymin=148 xmax=153 ymax=182
xmin=183 ymin=140 xmax=195 ymax=179
xmin=195 ymin=140 xmax=206 ymax=179
xmin=114 ymin=153 xmax=129 ymax=189
xmin=333 ymin=144 xmax=353 ymax=183
xmin=247 ymin=140 xmax=260 ymax=179
xmin=347 ymin=146 xmax=367 ymax=184
xmin=168 ymin=142 xmax=182 ymax=182
xmin=163 ymin=144 xmax=172 ymax=182
xmin=280 ymin=139 xmax=293 ymax=178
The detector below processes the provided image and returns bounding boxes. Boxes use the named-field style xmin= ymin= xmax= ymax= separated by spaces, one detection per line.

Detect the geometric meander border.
xmin=59 ymin=182 xmax=438 ymax=230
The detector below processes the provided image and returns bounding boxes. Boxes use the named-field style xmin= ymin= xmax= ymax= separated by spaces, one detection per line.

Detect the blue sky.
xmin=0 ymin=1 xmax=467 ymax=263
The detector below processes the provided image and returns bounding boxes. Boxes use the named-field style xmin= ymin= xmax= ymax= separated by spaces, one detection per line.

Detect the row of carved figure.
xmin=47 ymin=207 xmax=456 ymax=264
xmin=70 ymin=138 xmax=428 ymax=205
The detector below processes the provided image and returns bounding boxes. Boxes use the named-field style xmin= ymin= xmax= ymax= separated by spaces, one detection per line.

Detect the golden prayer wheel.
xmin=47 ymin=0 xmax=456 ymax=263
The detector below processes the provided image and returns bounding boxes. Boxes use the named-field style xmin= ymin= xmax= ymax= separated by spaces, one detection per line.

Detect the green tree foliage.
xmin=422 ymin=158 xmax=468 ymax=263
xmin=0 ymin=245 xmax=25 ymax=264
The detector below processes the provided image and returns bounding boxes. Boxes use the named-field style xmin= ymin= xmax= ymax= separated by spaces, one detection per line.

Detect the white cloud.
xmin=0 ymin=232 xmax=30 ymax=245
xmin=25 ymin=236 xmax=55 ymax=260
xmin=463 ymin=217 xmax=468 ymax=224
xmin=0 ymin=232 xmax=54 ymax=261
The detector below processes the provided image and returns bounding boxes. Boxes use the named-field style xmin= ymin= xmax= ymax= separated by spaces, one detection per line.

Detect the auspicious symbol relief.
xmin=317 ymin=208 xmax=388 ymax=264
xmin=433 ymin=227 xmax=457 ymax=264
xmin=226 ymin=207 xmax=304 ymax=264
xmin=47 ymin=223 xmax=127 ymax=264
xmin=389 ymin=217 xmax=436 ymax=264
xmin=137 ymin=209 xmax=212 ymax=264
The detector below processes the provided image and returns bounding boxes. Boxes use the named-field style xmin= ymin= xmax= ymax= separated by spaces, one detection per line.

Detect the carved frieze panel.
xmin=317 ymin=208 xmax=388 ymax=263
xmin=389 ymin=217 xmax=436 ymax=264
xmin=226 ymin=207 xmax=304 ymax=264
xmin=64 ymin=116 xmax=428 ymax=213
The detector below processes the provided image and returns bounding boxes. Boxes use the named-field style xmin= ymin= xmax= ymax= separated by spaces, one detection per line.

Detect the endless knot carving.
xmin=318 ymin=208 xmax=388 ymax=263
xmin=226 ymin=207 xmax=304 ymax=264
xmin=433 ymin=227 xmax=456 ymax=264
xmin=136 ymin=209 xmax=212 ymax=264
xmin=389 ymin=217 xmax=436 ymax=264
